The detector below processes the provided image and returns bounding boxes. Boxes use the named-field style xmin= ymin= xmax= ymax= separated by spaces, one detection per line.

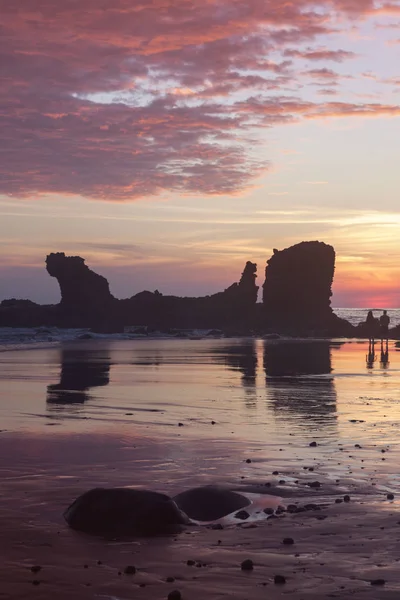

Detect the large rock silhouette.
xmin=46 ymin=253 xmax=119 ymax=330
xmin=120 ymin=260 xmax=259 ymax=330
xmin=262 ymin=242 xmax=335 ymax=333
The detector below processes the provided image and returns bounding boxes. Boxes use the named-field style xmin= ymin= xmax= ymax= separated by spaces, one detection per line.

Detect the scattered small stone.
xmin=178 ymin=423 xmax=184 ymax=427
xmin=308 ymin=481 xmax=321 ymax=488
xmin=344 ymin=495 xmax=351 ymax=502
xmin=308 ymin=467 xmax=314 ymax=472
xmin=245 ymin=458 xmax=252 ymax=463
xmin=274 ymin=575 xmax=286 ymax=584
xmin=186 ymin=560 xmax=196 ymax=566
xmin=263 ymin=507 xmax=274 ymax=515
xmin=335 ymin=499 xmax=343 ymax=504
xmin=32 ymin=580 xmax=40 ymax=586
xmin=97 ymin=561 xmax=102 ymax=565
xmin=279 ymin=480 xmax=286 ymax=485
xmin=355 ymin=444 xmax=361 ymax=449
xmin=166 ymin=577 xmax=175 ymax=583
xmin=241 ymin=559 xmax=254 ymax=571
xmin=304 ymin=504 xmax=319 ymax=511
xmin=124 ymin=565 xmax=136 ymax=575
xmin=83 ymin=564 xmax=89 ymax=569
xmin=283 ymin=538 xmax=294 ymax=545
xmin=272 ymin=470 xmax=279 ymax=475
xmin=30 ymin=566 xmax=41 ymax=573
xmin=235 ymin=510 xmax=250 ymax=520
xmin=211 ymin=421 xmax=216 ymax=425
xmin=168 ymin=590 xmax=182 ymax=600
xmin=381 ymin=449 xmax=386 ymax=453
xmin=387 ymin=493 xmax=395 ymax=500
xmin=371 ymin=579 xmax=385 ymax=586
xmin=309 ymin=441 xmax=317 ymax=447
xmin=287 ymin=504 xmax=297 ymax=513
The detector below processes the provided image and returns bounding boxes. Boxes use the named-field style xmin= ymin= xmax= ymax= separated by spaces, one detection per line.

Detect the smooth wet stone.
xmin=241 ymin=559 xmax=254 ymax=571
xmin=173 ymin=486 xmax=250 ymax=521
xmin=64 ymin=488 xmax=190 ymax=536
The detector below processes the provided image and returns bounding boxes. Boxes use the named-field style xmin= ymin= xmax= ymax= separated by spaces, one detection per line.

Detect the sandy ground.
xmin=2 ymin=472 xmax=400 ymax=600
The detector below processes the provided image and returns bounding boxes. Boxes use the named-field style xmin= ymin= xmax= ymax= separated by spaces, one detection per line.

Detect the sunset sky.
xmin=1 ymin=0 xmax=400 ymax=307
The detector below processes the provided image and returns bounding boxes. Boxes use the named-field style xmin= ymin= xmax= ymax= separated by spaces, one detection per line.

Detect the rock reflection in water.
xmin=212 ymin=340 xmax=258 ymax=407
xmin=47 ymin=343 xmax=111 ymax=405
xmin=263 ymin=341 xmax=338 ymax=426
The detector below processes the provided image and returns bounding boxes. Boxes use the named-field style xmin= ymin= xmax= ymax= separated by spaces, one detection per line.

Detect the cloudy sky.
xmin=1 ymin=0 xmax=400 ymax=307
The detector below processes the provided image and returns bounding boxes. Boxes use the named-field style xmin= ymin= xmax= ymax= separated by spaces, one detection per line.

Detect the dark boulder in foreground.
xmin=64 ymin=488 xmax=191 ymax=536
xmin=173 ymin=485 xmax=250 ymax=521
xmin=262 ymin=241 xmax=336 ymax=333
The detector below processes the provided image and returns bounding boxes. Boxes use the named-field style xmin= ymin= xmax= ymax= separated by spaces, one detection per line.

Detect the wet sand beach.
xmin=1 ymin=337 xmax=400 ymax=598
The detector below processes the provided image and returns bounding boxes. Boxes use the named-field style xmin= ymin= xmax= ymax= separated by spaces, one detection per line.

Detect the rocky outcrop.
xmin=120 ymin=261 xmax=259 ymax=330
xmin=262 ymin=242 xmax=335 ymax=333
xmin=46 ymin=253 xmax=119 ymax=329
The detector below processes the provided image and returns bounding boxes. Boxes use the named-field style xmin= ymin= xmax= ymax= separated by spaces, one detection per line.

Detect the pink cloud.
xmin=1 ymin=0 xmax=399 ymax=201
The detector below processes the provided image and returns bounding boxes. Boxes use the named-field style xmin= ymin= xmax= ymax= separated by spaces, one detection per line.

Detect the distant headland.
xmin=1 ymin=241 xmax=398 ymax=338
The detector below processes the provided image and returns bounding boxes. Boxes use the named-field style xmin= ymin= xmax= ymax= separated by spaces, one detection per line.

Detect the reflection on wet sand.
xmin=263 ymin=341 xmax=338 ymax=426
xmin=211 ymin=340 xmax=258 ymax=406
xmin=47 ymin=343 xmax=111 ymax=405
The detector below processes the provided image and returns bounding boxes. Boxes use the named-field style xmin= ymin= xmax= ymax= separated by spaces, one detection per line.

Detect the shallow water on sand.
xmin=0 ymin=338 xmax=400 ymax=502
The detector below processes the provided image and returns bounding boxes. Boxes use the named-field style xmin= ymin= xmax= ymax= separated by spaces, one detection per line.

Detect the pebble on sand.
xmin=235 ymin=510 xmax=250 ymax=520
xmin=344 ymin=495 xmax=351 ymax=502
xmin=30 ymin=566 xmax=41 ymax=573
xmin=123 ymin=565 xmax=137 ymax=575
xmin=187 ymin=560 xmax=196 ymax=566
xmin=387 ymin=493 xmax=394 ymax=500
xmin=245 ymin=458 xmax=252 ymax=463
xmin=370 ymin=579 xmax=385 ymax=586
xmin=274 ymin=575 xmax=286 ymax=584
xmin=168 ymin=590 xmax=182 ymax=600
xmin=241 ymin=559 xmax=254 ymax=571
xmin=283 ymin=537 xmax=294 ymax=545
xmin=309 ymin=441 xmax=317 ymax=447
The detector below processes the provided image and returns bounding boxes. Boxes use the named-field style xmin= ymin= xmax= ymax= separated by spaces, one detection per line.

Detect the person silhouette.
xmin=379 ymin=310 xmax=390 ymax=342
xmin=365 ymin=310 xmax=377 ymax=343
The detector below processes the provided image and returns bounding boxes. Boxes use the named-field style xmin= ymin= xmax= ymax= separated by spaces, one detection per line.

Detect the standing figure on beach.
xmin=379 ymin=310 xmax=390 ymax=341
xmin=365 ymin=310 xmax=377 ymax=343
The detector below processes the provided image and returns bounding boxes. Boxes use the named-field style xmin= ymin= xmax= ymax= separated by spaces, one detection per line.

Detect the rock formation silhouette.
xmin=0 ymin=244 xmax=363 ymax=336
xmin=119 ymin=260 xmax=259 ymax=330
xmin=262 ymin=241 xmax=336 ymax=333
xmin=46 ymin=253 xmax=119 ymax=330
